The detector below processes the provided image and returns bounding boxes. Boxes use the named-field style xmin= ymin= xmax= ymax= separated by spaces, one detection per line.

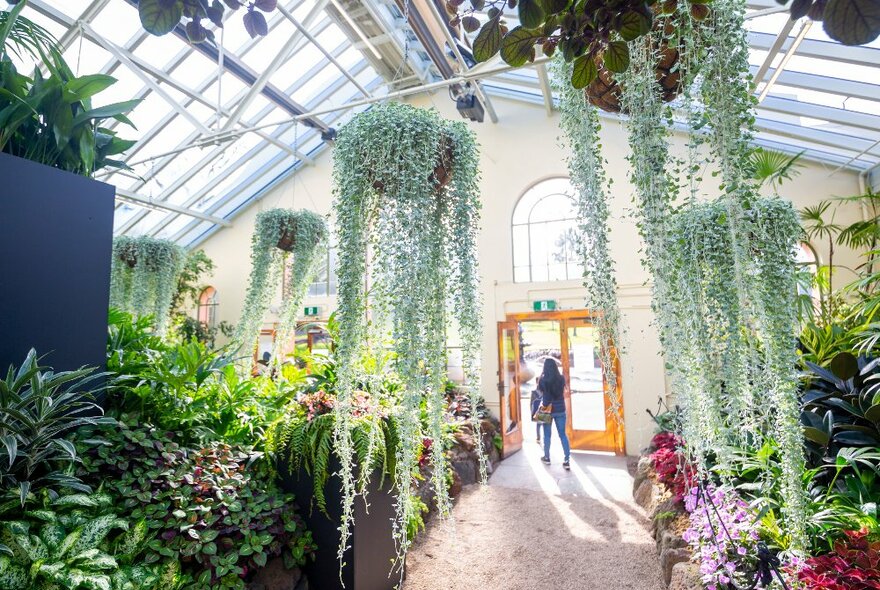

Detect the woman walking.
xmin=537 ymin=358 xmax=571 ymax=470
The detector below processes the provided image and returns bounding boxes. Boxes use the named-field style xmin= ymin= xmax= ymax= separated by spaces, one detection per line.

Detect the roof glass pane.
xmin=89 ymin=4 xmax=142 ymax=47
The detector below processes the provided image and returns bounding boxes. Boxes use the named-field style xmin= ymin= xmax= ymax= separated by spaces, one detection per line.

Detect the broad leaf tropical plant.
xmin=135 ymin=0 xmax=277 ymax=43
xmin=0 ymin=350 xmax=113 ymax=513
xmin=0 ymin=490 xmax=183 ymax=590
xmin=0 ymin=5 xmax=139 ymax=176
xmin=450 ymin=0 xmax=712 ymax=88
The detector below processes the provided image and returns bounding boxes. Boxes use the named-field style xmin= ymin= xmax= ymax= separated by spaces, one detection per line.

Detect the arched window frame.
xmin=198 ymin=286 xmax=218 ymax=329
xmin=511 ymin=177 xmax=582 ymax=283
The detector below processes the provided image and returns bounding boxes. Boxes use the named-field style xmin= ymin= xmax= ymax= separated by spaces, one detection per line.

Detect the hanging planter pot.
xmin=331 ymin=101 xmax=486 ymax=573
xmin=109 ymin=235 xmax=186 ymax=334
xmin=234 ymin=208 xmax=327 ymax=361
xmin=585 ymin=14 xmax=702 ymax=113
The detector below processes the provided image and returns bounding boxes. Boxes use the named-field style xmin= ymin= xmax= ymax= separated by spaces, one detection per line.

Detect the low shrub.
xmin=649 ymin=432 xmax=693 ymax=503
xmin=0 ymin=491 xmax=181 ymax=590
xmin=78 ymin=422 xmax=313 ymax=589
xmin=792 ymin=529 xmax=880 ymax=589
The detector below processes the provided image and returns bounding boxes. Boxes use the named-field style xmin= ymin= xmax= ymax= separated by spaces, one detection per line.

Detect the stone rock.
xmin=453 ymin=430 xmax=476 ymax=453
xmin=452 ymin=460 xmax=478 ymax=486
xmin=634 ymin=478 xmax=655 ymax=509
xmin=668 ymin=562 xmax=702 ymax=590
xmin=658 ymin=530 xmax=687 ymax=556
xmin=248 ymin=559 xmax=302 ymax=590
xmin=660 ymin=548 xmax=692 ymax=587
xmin=633 ymin=456 xmax=653 ymax=493
xmin=651 ymin=498 xmax=681 ymax=538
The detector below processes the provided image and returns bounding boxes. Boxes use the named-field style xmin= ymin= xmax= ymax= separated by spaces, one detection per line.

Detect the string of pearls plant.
xmin=552 ymin=58 xmax=624 ymax=430
xmin=110 ymin=235 xmax=186 ymax=334
xmin=331 ymin=102 xmax=484 ymax=571
xmin=233 ymin=208 xmax=327 ymax=363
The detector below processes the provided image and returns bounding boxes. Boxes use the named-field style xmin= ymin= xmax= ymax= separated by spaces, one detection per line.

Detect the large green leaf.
xmin=539 ymin=0 xmax=569 ymax=14
xmin=617 ymin=10 xmax=652 ymax=42
xmin=72 ymin=99 xmax=140 ymax=126
xmin=823 ymin=0 xmax=880 ymax=46
xmin=139 ymin=0 xmax=183 ymax=36
xmin=804 ymin=426 xmax=831 ymax=446
xmin=518 ymin=0 xmax=545 ymax=29
xmin=603 ymin=41 xmax=630 ymax=73
xmin=473 ymin=18 xmax=502 ymax=62
xmin=570 ymin=55 xmax=598 ymax=89
xmin=63 ymin=75 xmax=116 ymax=103
xmin=499 ymin=27 xmax=540 ymax=67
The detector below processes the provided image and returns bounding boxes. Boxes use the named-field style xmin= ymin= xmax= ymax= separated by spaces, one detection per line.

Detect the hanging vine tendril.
xmin=331 ymin=102 xmax=484 ymax=574
xmin=552 ymin=57 xmax=625 ymax=434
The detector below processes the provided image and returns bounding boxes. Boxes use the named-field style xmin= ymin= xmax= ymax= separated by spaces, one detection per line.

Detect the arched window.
xmin=198 ymin=287 xmax=218 ymax=329
xmin=512 ymin=178 xmax=582 ymax=283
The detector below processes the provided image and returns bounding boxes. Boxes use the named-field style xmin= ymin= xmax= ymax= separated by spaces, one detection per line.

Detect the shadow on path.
xmin=403 ymin=449 xmax=664 ymax=590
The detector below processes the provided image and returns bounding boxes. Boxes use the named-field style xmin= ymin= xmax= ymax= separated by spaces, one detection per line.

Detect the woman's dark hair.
xmin=541 ymin=358 xmax=563 ymax=386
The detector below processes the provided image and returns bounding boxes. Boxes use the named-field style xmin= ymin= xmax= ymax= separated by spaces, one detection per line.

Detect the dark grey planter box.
xmin=279 ymin=456 xmax=401 ymax=590
xmin=0 ymin=152 xmax=115 ymax=374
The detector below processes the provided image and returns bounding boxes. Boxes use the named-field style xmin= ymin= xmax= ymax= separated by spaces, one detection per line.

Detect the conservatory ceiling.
xmin=13 ymin=0 xmax=880 ymax=247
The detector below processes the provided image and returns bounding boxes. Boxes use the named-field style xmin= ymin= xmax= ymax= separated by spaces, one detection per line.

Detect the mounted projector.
xmin=456 ymin=93 xmax=485 ymax=123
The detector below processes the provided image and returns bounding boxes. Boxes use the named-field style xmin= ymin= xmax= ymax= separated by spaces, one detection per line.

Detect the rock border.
xmin=633 ymin=452 xmax=703 ymax=590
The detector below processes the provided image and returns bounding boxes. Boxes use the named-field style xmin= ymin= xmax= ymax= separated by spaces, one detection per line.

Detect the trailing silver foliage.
xmin=331 ymin=102 xmax=484 ymax=572
xmin=234 ymin=208 xmax=327 ymax=363
xmin=110 ymin=236 xmax=185 ymax=334
xmin=552 ymin=58 xmax=625 ymax=435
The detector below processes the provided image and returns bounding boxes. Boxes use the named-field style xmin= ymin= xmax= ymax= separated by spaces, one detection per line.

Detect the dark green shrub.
xmin=78 ymin=422 xmax=313 ymax=589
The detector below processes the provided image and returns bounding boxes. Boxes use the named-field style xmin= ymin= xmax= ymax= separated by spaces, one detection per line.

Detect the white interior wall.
xmin=196 ymin=93 xmax=863 ymax=456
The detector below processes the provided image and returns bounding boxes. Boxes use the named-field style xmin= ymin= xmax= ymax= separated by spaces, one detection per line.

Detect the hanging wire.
xmin=387 ymin=0 xmax=411 ymax=93
xmin=216 ymin=26 xmax=225 ymax=130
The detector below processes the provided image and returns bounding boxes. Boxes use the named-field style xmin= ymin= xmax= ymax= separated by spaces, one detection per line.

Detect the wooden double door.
xmin=497 ymin=311 xmax=624 ymax=457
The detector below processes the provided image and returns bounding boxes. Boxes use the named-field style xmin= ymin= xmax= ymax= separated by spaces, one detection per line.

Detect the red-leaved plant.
xmin=793 ymin=529 xmax=880 ymax=589
xmin=649 ymin=432 xmax=694 ymax=503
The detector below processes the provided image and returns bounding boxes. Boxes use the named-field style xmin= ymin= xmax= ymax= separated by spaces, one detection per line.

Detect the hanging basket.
xmin=371 ymin=135 xmax=454 ymax=193
xmin=585 ymin=21 xmax=687 ymax=113
xmin=276 ymin=225 xmax=298 ymax=252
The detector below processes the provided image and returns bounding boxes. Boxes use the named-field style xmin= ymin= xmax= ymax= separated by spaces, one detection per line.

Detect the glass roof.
xmin=8 ymin=0 xmax=879 ymax=246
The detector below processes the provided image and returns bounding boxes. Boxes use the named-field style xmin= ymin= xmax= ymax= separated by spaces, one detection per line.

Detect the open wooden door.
xmin=561 ymin=318 xmax=624 ymax=454
xmin=497 ymin=321 xmax=523 ymax=457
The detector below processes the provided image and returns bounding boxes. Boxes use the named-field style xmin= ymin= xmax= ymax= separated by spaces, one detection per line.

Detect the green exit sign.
xmin=533 ymin=300 xmax=557 ymax=312
xmin=304 ymin=306 xmax=320 ymax=317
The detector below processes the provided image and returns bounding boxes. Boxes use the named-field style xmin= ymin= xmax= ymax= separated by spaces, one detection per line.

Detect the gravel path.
xmin=403 ymin=450 xmax=664 ymax=590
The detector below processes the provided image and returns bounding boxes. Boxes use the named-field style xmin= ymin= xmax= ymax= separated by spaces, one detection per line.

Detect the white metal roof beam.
xmin=755 ymin=117 xmax=880 ymax=160
xmin=749 ymin=31 xmax=880 ymax=67
xmin=116 ymin=189 xmax=232 ymax=227
xmin=137 ymin=61 xmax=374 ymax=239
xmin=535 ymin=63 xmax=553 ymax=116
xmin=751 ymin=17 xmax=796 ymax=87
xmin=114 ymin=49 xmax=354 ymax=235
xmin=753 ymin=67 xmax=880 ymax=102
xmin=758 ymin=96 xmax=880 ymax=134
xmin=278 ymin=3 xmax=372 ymax=98
xmin=165 ymin=72 xmax=383 ymax=244
xmin=56 ymin=0 xmax=109 ymax=51
xmin=222 ymin=0 xmax=331 ymax=132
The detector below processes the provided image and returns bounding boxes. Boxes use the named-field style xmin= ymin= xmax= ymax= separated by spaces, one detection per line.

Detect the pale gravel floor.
xmin=403 ymin=444 xmax=664 ymax=590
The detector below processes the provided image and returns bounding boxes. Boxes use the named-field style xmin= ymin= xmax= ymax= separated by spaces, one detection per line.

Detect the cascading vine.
xmin=331 ymin=102 xmax=484 ymax=570
xmin=110 ymin=236 xmax=186 ymax=334
xmin=699 ymin=0 xmax=808 ymax=550
xmin=552 ymin=58 xmax=624 ymax=434
xmin=233 ymin=208 xmax=326 ymax=363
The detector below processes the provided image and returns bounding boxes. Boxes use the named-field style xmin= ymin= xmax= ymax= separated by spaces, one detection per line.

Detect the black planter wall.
xmin=279 ymin=456 xmax=401 ymax=590
xmin=0 ymin=152 xmax=115 ymax=374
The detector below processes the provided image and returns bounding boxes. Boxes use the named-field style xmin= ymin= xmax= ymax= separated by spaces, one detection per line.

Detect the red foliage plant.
xmin=648 ymin=432 xmax=694 ymax=503
xmin=794 ymin=529 xmax=880 ymax=590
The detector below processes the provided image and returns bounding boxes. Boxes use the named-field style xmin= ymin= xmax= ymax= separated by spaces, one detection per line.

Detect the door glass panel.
xmin=567 ymin=324 xmax=606 ymax=431
xmin=518 ymin=321 xmax=562 ymax=434
xmin=499 ymin=327 xmax=518 ymax=434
